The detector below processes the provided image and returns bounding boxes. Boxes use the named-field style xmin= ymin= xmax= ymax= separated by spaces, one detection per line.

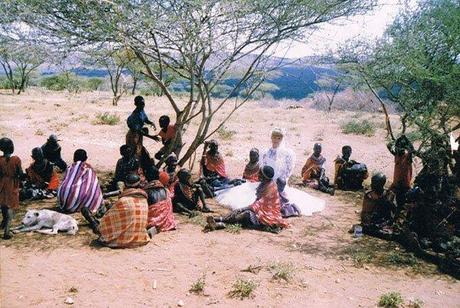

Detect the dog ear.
xmin=34 ymin=212 xmax=39 ymax=217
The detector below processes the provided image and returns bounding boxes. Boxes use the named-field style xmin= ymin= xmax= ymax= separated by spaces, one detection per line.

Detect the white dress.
xmin=215 ymin=145 xmax=325 ymax=216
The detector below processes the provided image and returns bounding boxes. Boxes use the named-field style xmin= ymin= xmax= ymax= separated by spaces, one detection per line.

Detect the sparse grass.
xmin=341 ymin=119 xmax=376 ymax=136
xmin=228 ymin=278 xmax=257 ymax=300
xmin=384 ymin=251 xmax=418 ymax=267
xmin=347 ymin=249 xmax=374 ymax=268
xmin=225 ymin=223 xmax=242 ymax=234
xmin=188 ymin=212 xmax=207 ymax=227
xmin=378 ymin=292 xmax=403 ymax=307
xmin=189 ymin=275 xmax=206 ymax=295
xmin=35 ymin=129 xmax=44 ymax=136
xmin=407 ymin=299 xmax=424 ymax=308
xmin=241 ymin=264 xmax=263 ymax=274
xmin=269 ymin=262 xmax=295 ymax=282
xmin=218 ymin=125 xmax=236 ymax=140
xmin=92 ymin=112 xmax=120 ymax=125
xmin=68 ymin=286 xmax=78 ymax=293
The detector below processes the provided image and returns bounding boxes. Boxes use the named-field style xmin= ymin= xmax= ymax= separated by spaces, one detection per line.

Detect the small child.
xmin=0 ymin=138 xmax=25 ymax=239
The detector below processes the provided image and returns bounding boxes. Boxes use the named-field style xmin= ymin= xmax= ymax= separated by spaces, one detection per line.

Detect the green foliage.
xmin=269 ymin=262 xmax=295 ymax=282
xmin=217 ymin=126 xmax=236 ymax=140
xmin=384 ymin=252 xmax=418 ymax=267
xmin=225 ymin=224 xmax=242 ymax=234
xmin=189 ymin=275 xmax=206 ymax=295
xmin=228 ymin=278 xmax=257 ymax=300
xmin=40 ymin=73 xmax=81 ymax=92
xmin=378 ymin=292 xmax=404 ymax=307
xmin=341 ymin=119 xmax=376 ymax=136
xmin=85 ymin=78 xmax=103 ymax=91
xmin=92 ymin=112 xmax=120 ymax=125
xmin=349 ymin=250 xmax=374 ymax=267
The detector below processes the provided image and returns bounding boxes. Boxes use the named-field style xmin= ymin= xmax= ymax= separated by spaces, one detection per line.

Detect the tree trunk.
xmin=131 ymin=77 xmax=137 ymax=95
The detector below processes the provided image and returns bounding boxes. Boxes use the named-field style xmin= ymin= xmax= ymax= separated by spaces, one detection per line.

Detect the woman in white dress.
xmin=215 ymin=128 xmax=325 ymax=216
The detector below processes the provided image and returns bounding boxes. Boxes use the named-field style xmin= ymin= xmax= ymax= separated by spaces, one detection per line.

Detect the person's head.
xmin=395 ymin=135 xmax=410 ymax=155
xmin=47 ymin=134 xmax=59 ymax=144
xmin=259 ymin=165 xmax=275 ymax=182
xmin=125 ymin=174 xmax=141 ymax=188
xmin=134 ymin=96 xmax=145 ymax=109
xmin=271 ymin=128 xmax=284 ymax=149
xmin=165 ymin=153 xmax=178 ymax=167
xmin=159 ymin=115 xmax=170 ymax=129
xmin=342 ymin=145 xmax=352 ymax=161
xmin=73 ymin=149 xmax=88 ymax=162
xmin=145 ymin=165 xmax=160 ymax=182
xmin=31 ymin=147 xmax=44 ymax=162
xmin=159 ymin=171 xmax=170 ymax=187
xmin=120 ymin=145 xmax=133 ymax=158
xmin=208 ymin=139 xmax=219 ymax=154
xmin=313 ymin=143 xmax=322 ymax=157
xmin=249 ymin=148 xmax=259 ymax=164
xmin=177 ymin=168 xmax=192 ymax=185
xmin=0 ymin=137 xmax=14 ymax=155
xmin=371 ymin=172 xmax=386 ymax=194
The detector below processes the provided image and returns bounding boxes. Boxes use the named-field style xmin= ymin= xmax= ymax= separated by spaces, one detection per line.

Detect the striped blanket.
xmin=57 ymin=161 xmax=103 ymax=214
xmin=99 ymin=188 xmax=150 ymax=248
xmin=145 ymin=181 xmax=176 ymax=232
xmin=250 ymin=180 xmax=287 ymax=228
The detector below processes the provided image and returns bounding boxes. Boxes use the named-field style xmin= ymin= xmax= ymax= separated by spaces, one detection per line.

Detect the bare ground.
xmin=0 ymin=90 xmax=459 ymax=307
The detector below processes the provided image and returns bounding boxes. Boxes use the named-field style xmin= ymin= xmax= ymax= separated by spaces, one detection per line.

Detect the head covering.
xmin=166 ymin=153 xmax=178 ymax=164
xmin=159 ymin=171 xmax=170 ymax=187
xmin=261 ymin=165 xmax=275 ymax=180
xmin=125 ymin=174 xmax=141 ymax=188
xmin=48 ymin=134 xmax=59 ymax=142
xmin=271 ymin=128 xmax=284 ymax=138
xmin=31 ymin=147 xmax=44 ymax=161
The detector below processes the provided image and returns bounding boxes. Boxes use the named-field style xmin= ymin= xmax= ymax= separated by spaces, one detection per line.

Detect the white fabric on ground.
xmin=215 ymin=182 xmax=325 ymax=216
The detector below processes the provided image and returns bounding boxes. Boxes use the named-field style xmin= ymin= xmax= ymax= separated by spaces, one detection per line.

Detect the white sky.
xmin=274 ymin=0 xmax=412 ymax=59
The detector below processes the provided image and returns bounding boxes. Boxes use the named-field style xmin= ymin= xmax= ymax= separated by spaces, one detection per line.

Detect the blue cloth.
xmin=127 ymin=109 xmax=149 ymax=131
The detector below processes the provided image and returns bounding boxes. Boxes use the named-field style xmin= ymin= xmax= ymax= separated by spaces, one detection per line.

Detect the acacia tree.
xmin=337 ymin=0 xmax=460 ymax=171
xmin=4 ymin=0 xmax=375 ymax=165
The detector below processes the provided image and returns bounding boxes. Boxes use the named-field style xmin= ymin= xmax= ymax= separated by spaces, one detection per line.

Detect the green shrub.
xmin=40 ymin=73 xmax=81 ymax=93
xmin=228 ymin=278 xmax=257 ymax=300
xmin=378 ymin=292 xmax=404 ymax=307
xmin=189 ymin=275 xmax=206 ymax=295
xmin=341 ymin=119 xmax=376 ymax=136
xmin=92 ymin=112 xmax=120 ymax=125
xmin=225 ymin=224 xmax=242 ymax=234
xmin=85 ymin=78 xmax=103 ymax=91
xmin=269 ymin=262 xmax=295 ymax=282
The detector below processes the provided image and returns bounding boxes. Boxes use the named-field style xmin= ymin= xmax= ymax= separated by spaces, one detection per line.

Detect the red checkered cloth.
xmin=99 ymin=188 xmax=150 ymax=248
xmin=250 ymin=180 xmax=288 ymax=228
xmin=202 ymin=152 xmax=227 ymax=178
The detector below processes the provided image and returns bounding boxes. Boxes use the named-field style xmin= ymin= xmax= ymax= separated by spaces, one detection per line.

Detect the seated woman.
xmin=205 ymin=166 xmax=287 ymax=233
xmin=57 ymin=149 xmax=103 ymax=214
xmin=361 ymin=173 xmax=396 ymax=236
xmin=216 ymin=129 xmax=325 ymax=217
xmin=242 ymin=148 xmax=260 ymax=182
xmin=301 ymin=143 xmax=334 ymax=195
xmin=22 ymin=147 xmax=60 ymax=200
xmin=82 ymin=174 xmax=150 ymax=248
xmin=143 ymin=167 xmax=176 ymax=235
xmin=172 ymin=168 xmax=212 ymax=215
xmin=334 ymin=145 xmax=368 ymax=191
xmin=109 ymin=145 xmax=146 ymax=191
xmin=200 ymin=139 xmax=228 ymax=188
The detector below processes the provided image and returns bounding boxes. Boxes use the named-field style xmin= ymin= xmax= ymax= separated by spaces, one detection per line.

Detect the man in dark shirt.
xmin=126 ymin=96 xmax=156 ymax=161
xmin=41 ymin=134 xmax=67 ymax=171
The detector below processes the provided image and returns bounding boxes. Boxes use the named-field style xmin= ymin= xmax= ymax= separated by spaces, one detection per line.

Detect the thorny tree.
xmin=2 ymin=0 xmax=375 ymax=166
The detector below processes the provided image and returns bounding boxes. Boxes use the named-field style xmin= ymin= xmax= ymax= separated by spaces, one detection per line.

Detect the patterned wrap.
xmin=99 ymin=188 xmax=150 ymax=248
xmin=202 ymin=152 xmax=227 ymax=178
xmin=0 ymin=156 xmax=22 ymax=209
xmin=250 ymin=180 xmax=287 ymax=228
xmin=301 ymin=154 xmax=326 ymax=183
xmin=243 ymin=162 xmax=260 ymax=182
xmin=145 ymin=181 xmax=176 ymax=232
xmin=57 ymin=161 xmax=103 ymax=214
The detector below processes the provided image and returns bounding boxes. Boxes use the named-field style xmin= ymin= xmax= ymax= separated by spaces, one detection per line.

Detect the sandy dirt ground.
xmin=0 ymin=89 xmax=459 ymax=307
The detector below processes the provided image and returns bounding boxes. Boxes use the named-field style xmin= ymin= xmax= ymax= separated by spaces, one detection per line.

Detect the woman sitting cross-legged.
xmin=204 ymin=165 xmax=287 ymax=233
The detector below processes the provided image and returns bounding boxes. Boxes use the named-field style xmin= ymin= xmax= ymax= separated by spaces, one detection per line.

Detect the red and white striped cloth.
xmin=57 ymin=161 xmax=103 ymax=214
xmin=250 ymin=180 xmax=288 ymax=228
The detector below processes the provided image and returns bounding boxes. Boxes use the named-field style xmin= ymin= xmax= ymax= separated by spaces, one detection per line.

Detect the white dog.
xmin=12 ymin=209 xmax=78 ymax=235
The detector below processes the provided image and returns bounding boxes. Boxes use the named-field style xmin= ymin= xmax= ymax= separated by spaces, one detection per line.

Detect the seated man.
xmin=41 ymin=134 xmax=67 ymax=172
xmin=172 ymin=168 xmax=212 ymax=215
xmin=57 ymin=149 xmax=103 ymax=214
xmin=110 ymin=145 xmax=145 ymax=191
xmin=82 ymin=174 xmax=150 ymax=248
xmin=334 ymin=145 xmax=368 ymax=190
xmin=22 ymin=147 xmax=60 ymax=200
xmin=361 ymin=173 xmax=396 ymax=236
xmin=143 ymin=167 xmax=176 ymax=235
xmin=204 ymin=166 xmax=288 ymax=233
xmin=243 ymin=148 xmax=260 ymax=182
xmin=154 ymin=115 xmax=179 ymax=161
xmin=301 ymin=143 xmax=334 ymax=195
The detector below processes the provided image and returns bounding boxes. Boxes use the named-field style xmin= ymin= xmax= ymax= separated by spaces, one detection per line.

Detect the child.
xmin=0 ymin=138 xmax=24 ymax=239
